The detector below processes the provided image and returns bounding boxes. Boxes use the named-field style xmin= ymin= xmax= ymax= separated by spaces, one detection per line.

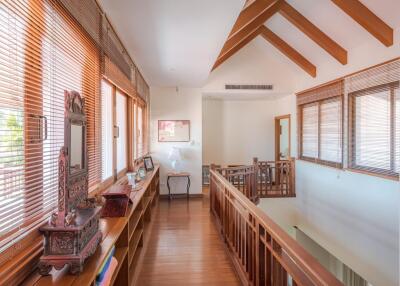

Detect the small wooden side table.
xmin=167 ymin=172 xmax=191 ymax=200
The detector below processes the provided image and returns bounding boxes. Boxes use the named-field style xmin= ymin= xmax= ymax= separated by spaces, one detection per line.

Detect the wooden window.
xmin=133 ymin=100 xmax=147 ymax=160
xmin=133 ymin=101 xmax=138 ymax=160
xmin=349 ymin=82 xmax=399 ymax=177
xmin=396 ymin=88 xmax=400 ymax=174
xmin=137 ymin=105 xmax=144 ymax=158
xmin=116 ymin=90 xmax=128 ymax=173
xmin=0 ymin=0 xmax=100 ymax=252
xmin=298 ymin=81 xmax=343 ymax=168
xmin=101 ymin=80 xmax=113 ymax=181
xmin=346 ymin=59 xmax=399 ymax=179
xmin=101 ymin=79 xmax=130 ymax=183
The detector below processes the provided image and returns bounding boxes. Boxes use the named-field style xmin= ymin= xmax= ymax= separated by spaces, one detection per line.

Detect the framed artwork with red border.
xmin=158 ymin=120 xmax=190 ymax=142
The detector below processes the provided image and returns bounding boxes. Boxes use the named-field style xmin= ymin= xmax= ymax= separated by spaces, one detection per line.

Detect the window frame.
xmin=115 ymin=88 xmax=129 ymax=178
xmin=348 ymin=81 xmax=399 ymax=178
xmin=299 ymin=95 xmax=344 ymax=169
xmin=100 ymin=78 xmax=131 ymax=186
xmin=101 ymin=79 xmax=114 ymax=184
xmin=133 ymin=99 xmax=147 ymax=161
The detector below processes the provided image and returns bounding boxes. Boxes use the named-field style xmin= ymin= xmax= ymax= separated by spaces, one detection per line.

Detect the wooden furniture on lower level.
xmin=166 ymin=172 xmax=191 ymax=199
xmin=24 ymin=165 xmax=160 ymax=286
xmin=254 ymin=157 xmax=296 ymax=198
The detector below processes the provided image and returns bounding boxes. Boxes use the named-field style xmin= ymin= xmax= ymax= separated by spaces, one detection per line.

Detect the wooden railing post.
xmin=210 ymin=164 xmax=216 ymax=212
xmin=253 ymin=157 xmax=259 ymax=200
xmin=290 ymin=158 xmax=296 ymax=196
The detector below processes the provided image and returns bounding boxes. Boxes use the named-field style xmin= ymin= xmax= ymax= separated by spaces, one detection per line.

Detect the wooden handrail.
xmin=209 ymin=169 xmax=343 ymax=286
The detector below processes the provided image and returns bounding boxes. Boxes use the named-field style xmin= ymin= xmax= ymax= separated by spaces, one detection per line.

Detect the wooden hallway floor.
xmin=136 ymin=196 xmax=241 ymax=286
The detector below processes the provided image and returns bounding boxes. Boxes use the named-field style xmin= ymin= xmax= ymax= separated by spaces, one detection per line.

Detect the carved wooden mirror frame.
xmin=62 ymin=90 xmax=89 ymax=215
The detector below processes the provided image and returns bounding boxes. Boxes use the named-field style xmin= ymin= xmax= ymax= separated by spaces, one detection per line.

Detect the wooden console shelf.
xmin=26 ymin=165 xmax=160 ymax=286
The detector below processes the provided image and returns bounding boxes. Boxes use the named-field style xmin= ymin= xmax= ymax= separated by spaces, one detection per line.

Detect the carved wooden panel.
xmin=49 ymin=232 xmax=75 ymax=255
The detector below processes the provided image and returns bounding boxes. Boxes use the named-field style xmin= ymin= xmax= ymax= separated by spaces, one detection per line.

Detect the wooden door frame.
xmin=275 ymin=114 xmax=291 ymax=162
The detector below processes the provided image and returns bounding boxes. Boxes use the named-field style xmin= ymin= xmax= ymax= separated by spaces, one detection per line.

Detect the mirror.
xmin=70 ymin=123 xmax=83 ymax=173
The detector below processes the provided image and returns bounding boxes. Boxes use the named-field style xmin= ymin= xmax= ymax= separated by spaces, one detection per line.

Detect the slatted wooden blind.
xmin=0 ymin=0 xmax=100 ymax=251
xmin=347 ymin=59 xmax=399 ymax=178
xmin=103 ymin=55 xmax=136 ymax=98
xmin=297 ymin=80 xmax=344 ymax=167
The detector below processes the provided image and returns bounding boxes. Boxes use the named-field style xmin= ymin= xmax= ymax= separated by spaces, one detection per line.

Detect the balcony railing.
xmin=209 ymin=169 xmax=343 ymax=286
xmin=213 ymin=164 xmax=259 ymax=204
xmin=254 ymin=158 xmax=296 ymax=198
xmin=209 ymin=158 xmax=295 ymax=200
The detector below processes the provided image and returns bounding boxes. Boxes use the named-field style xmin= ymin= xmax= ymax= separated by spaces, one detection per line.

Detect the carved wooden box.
xmin=38 ymin=91 xmax=102 ymax=275
xmin=101 ymin=185 xmax=133 ymax=217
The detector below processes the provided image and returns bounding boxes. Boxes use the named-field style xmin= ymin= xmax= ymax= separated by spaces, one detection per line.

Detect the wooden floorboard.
xmin=136 ymin=196 xmax=241 ymax=286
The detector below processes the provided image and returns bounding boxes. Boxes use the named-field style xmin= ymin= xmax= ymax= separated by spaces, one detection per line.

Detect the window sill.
xmin=298 ymin=158 xmax=399 ymax=182
xmin=346 ymin=167 xmax=399 ymax=182
xmin=298 ymin=157 xmax=343 ymax=170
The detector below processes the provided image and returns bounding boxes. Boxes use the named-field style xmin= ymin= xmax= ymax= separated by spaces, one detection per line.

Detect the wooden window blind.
xmin=320 ymin=98 xmax=343 ymax=163
xmin=301 ymin=103 xmax=319 ymax=158
xmin=297 ymin=80 xmax=343 ymax=167
xmin=103 ymin=55 xmax=136 ymax=98
xmin=347 ymin=59 xmax=400 ymax=178
xmin=0 ymin=0 xmax=100 ymax=252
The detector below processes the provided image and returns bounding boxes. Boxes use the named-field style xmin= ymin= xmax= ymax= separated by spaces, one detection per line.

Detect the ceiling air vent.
xmin=225 ymin=84 xmax=273 ymax=90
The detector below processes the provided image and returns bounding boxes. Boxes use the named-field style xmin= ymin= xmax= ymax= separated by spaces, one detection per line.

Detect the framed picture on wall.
xmin=158 ymin=120 xmax=190 ymax=142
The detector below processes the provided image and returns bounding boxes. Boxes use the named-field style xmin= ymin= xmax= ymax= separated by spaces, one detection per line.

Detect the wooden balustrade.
xmin=209 ymin=169 xmax=343 ymax=286
xmin=213 ymin=164 xmax=259 ymax=204
xmin=254 ymin=158 xmax=296 ymax=198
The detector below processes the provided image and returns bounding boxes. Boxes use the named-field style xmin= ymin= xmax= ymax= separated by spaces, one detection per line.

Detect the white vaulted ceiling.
xmin=98 ymin=0 xmax=400 ymax=88
xmin=97 ymin=0 xmax=244 ymax=87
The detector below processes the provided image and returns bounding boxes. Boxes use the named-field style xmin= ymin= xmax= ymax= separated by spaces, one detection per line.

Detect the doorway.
xmin=275 ymin=115 xmax=291 ymax=161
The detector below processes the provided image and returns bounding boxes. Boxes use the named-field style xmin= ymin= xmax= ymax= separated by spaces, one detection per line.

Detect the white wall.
xmin=203 ymin=94 xmax=296 ymax=166
xmin=150 ymin=87 xmax=202 ymax=195
xmin=296 ymin=161 xmax=399 ymax=286
xmin=202 ymin=98 xmax=224 ymax=165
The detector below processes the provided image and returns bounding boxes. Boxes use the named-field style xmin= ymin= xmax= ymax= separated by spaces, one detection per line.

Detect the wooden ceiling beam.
xmin=212 ymin=27 xmax=262 ymax=71
xmin=279 ymin=2 xmax=347 ymax=65
xmin=217 ymin=0 xmax=282 ymax=60
xmin=331 ymin=0 xmax=393 ymax=47
xmin=230 ymin=0 xmax=280 ymax=37
xmin=259 ymin=26 xmax=317 ymax=77
xmin=243 ymin=0 xmax=257 ymax=10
